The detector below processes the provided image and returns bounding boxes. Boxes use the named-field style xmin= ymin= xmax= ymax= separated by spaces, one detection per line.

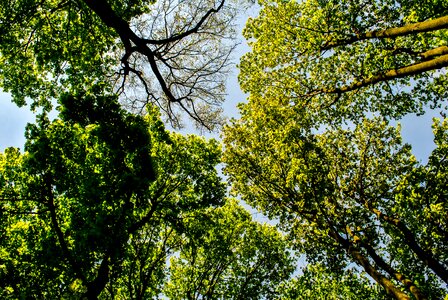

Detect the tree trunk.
xmin=322 ymin=54 xmax=448 ymax=95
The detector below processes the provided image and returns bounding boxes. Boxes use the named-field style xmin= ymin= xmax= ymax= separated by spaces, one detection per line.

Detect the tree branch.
xmin=141 ymin=0 xmax=226 ymax=45
xmin=367 ymin=205 xmax=448 ymax=284
xmin=80 ymin=0 xmax=231 ymax=127
xmin=327 ymin=226 xmax=411 ymax=300
xmin=321 ymin=53 xmax=448 ymax=96
xmin=84 ymin=257 xmax=110 ymax=300
xmin=44 ymin=174 xmax=86 ymax=283
xmin=323 ymin=15 xmax=448 ymax=49
xmin=81 ymin=0 xmax=179 ymax=103
xmin=346 ymin=226 xmax=427 ymax=300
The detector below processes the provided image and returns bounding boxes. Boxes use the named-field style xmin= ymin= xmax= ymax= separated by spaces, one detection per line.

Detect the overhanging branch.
xmin=80 ymin=0 xmax=184 ymax=104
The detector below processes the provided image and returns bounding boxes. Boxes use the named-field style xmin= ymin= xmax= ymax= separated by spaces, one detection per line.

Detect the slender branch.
xmin=128 ymin=202 xmax=158 ymax=234
xmin=367 ymin=205 xmax=448 ymax=284
xmin=420 ymin=45 xmax=448 ymax=60
xmin=44 ymin=174 xmax=86 ymax=283
xmin=142 ymin=0 xmax=226 ymax=45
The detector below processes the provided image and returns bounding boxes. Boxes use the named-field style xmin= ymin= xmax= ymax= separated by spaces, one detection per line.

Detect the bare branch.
xmin=142 ymin=0 xmax=226 ymax=45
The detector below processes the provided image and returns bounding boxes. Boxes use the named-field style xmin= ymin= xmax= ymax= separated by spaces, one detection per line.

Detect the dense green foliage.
xmin=0 ymin=91 xmax=294 ymax=298
xmin=0 ymin=0 xmax=237 ymax=128
xmin=1 ymin=0 xmax=448 ymax=299
xmin=239 ymin=0 xmax=448 ymax=127
xmin=225 ymin=114 xmax=448 ymax=299
xmin=224 ymin=0 xmax=448 ymax=299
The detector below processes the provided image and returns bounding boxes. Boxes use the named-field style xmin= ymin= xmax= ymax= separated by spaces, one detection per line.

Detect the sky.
xmin=0 ymin=7 xmax=442 ymax=163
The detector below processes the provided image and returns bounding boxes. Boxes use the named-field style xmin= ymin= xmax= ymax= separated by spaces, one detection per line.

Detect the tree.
xmin=0 ymin=89 xmax=227 ymax=298
xmin=164 ymin=199 xmax=295 ymax=300
xmin=238 ymin=0 xmax=448 ymax=127
xmin=224 ymin=0 xmax=448 ymax=298
xmin=224 ymin=113 xmax=448 ymax=299
xmin=0 ymin=89 xmax=295 ymax=299
xmin=0 ymin=0 xmax=239 ymax=128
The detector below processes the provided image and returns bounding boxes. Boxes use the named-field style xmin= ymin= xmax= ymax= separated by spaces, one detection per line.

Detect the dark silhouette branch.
xmin=79 ymin=0 xmax=187 ymax=102
xmin=80 ymin=0 xmax=231 ymax=128
xmin=84 ymin=257 xmax=110 ymax=300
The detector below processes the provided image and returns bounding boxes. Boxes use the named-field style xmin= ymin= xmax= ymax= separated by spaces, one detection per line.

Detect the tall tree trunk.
xmin=359 ymin=239 xmax=427 ymax=300
xmin=322 ymin=54 xmax=448 ymax=95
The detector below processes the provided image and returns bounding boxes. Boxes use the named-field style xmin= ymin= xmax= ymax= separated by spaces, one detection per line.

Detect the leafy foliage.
xmin=0 ymin=0 xmax=239 ymax=128
xmin=2 ymin=0 xmax=448 ymax=298
xmin=0 ymin=90 xmax=295 ymax=299
xmin=224 ymin=112 xmax=448 ymax=298
xmin=224 ymin=0 xmax=448 ymax=298
xmin=165 ymin=199 xmax=294 ymax=300
xmin=239 ymin=0 xmax=448 ymax=127
xmin=278 ymin=263 xmax=387 ymax=300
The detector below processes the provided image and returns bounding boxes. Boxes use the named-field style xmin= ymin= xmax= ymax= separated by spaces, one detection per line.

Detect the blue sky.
xmin=0 ymin=93 xmax=35 ymax=151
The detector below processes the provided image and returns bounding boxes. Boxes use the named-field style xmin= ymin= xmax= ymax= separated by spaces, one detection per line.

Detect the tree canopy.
xmin=224 ymin=0 xmax=448 ymax=299
xmin=0 ymin=90 xmax=295 ymax=298
xmin=238 ymin=0 xmax=448 ymax=127
xmin=1 ymin=0 xmax=448 ymax=298
xmin=0 ymin=0 xmax=238 ymax=128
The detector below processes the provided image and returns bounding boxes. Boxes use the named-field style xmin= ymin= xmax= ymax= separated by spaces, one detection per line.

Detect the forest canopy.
xmin=1 ymin=0 xmax=448 ymax=299
xmin=0 ymin=0 xmax=239 ymax=129
xmin=224 ymin=0 xmax=448 ymax=299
